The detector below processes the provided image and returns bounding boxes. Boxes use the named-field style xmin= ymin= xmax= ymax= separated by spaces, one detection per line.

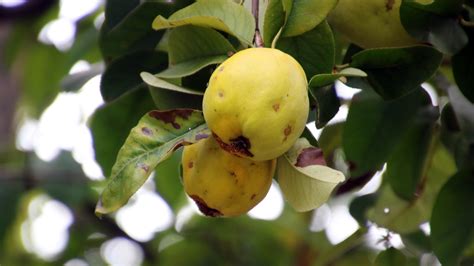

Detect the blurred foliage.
xmin=1 ymin=0 xmax=474 ymax=265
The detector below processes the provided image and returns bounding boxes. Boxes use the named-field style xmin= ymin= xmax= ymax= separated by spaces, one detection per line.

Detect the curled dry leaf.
xmin=277 ymin=138 xmax=345 ymax=212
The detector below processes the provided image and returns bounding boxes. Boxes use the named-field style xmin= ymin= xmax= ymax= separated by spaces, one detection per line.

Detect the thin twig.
xmin=252 ymin=0 xmax=264 ymax=47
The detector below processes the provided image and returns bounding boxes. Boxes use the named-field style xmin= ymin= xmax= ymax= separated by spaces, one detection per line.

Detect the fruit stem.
xmin=252 ymin=0 xmax=264 ymax=47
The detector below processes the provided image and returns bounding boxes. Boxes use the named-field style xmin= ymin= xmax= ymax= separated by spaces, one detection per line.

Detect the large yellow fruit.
xmin=182 ymin=136 xmax=276 ymax=217
xmin=328 ymin=0 xmax=419 ymax=48
xmin=203 ymin=48 xmax=309 ymax=161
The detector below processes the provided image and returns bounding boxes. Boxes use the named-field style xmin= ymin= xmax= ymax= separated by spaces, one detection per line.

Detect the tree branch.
xmin=252 ymin=0 xmax=264 ymax=47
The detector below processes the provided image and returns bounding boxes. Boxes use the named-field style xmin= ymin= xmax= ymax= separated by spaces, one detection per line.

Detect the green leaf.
xmin=100 ymin=51 xmax=168 ymax=102
xmin=156 ymin=25 xmax=235 ymax=78
xmin=343 ymin=88 xmax=431 ymax=176
xmin=309 ymin=84 xmax=340 ymax=129
xmin=152 ymin=0 xmax=255 ymax=45
xmin=431 ymin=170 xmax=474 ymax=265
xmin=349 ymin=194 xmax=377 ymax=225
xmin=400 ymin=0 xmax=467 ymax=55
xmin=96 ymin=109 xmax=208 ymax=215
xmin=374 ymin=248 xmax=407 ymax=266
xmin=277 ymin=20 xmax=335 ymax=77
xmin=141 ymin=72 xmax=204 ymax=95
xmin=91 ymin=87 xmax=157 ymax=177
xmin=367 ymin=142 xmax=457 ymax=233
xmin=385 ymin=107 xmax=439 ymax=200
xmin=308 ymin=68 xmax=367 ymax=128
xmin=154 ymin=149 xmax=187 ymax=210
xmin=263 ymin=0 xmax=285 ymax=47
xmin=277 ymin=138 xmax=345 ymax=212
xmin=452 ymin=28 xmax=474 ymax=103
xmin=61 ymin=63 xmax=104 ymax=92
xmin=282 ymin=0 xmax=338 ymax=37
xmin=308 ymin=68 xmax=367 ymax=88
xmin=349 ymin=46 xmax=443 ymax=99
xmin=100 ymin=0 xmax=192 ymax=60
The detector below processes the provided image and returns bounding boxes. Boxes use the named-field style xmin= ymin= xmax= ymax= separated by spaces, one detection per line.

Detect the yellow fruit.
xmin=328 ymin=0 xmax=419 ymax=48
xmin=203 ymin=48 xmax=309 ymax=161
xmin=182 ymin=136 xmax=276 ymax=217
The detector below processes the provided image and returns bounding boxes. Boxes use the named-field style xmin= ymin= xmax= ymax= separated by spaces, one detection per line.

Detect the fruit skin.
xmin=203 ymin=48 xmax=309 ymax=161
xmin=182 ymin=136 xmax=276 ymax=217
xmin=328 ymin=0 xmax=419 ymax=48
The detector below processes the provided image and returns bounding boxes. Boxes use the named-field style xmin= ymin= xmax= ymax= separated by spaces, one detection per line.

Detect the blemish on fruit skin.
xmin=385 ymin=0 xmax=394 ymax=11
xmin=190 ymin=195 xmax=222 ymax=217
xmin=219 ymin=66 xmax=225 ymax=72
xmin=213 ymin=133 xmax=254 ymax=158
xmin=141 ymin=127 xmax=153 ymax=136
xmin=188 ymin=162 xmax=194 ymax=168
xmin=295 ymin=147 xmax=327 ymax=167
xmin=218 ymin=91 xmax=224 ymax=98
xmin=272 ymin=103 xmax=280 ymax=112
xmin=229 ymin=171 xmax=236 ymax=177
xmin=283 ymin=125 xmax=292 ymax=141
xmin=250 ymin=194 xmax=256 ymax=200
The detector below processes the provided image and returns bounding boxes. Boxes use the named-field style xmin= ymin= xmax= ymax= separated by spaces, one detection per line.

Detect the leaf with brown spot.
xmin=95 ymin=109 xmax=209 ymax=215
xmin=278 ymin=138 xmax=345 ymax=212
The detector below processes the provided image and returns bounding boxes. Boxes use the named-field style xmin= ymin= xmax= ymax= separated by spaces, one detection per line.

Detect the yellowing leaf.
xmin=277 ymin=138 xmax=345 ymax=212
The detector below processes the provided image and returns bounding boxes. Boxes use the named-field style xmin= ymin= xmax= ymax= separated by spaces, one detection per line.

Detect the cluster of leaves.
xmin=2 ymin=0 xmax=474 ymax=265
xmin=91 ymin=0 xmax=474 ymax=264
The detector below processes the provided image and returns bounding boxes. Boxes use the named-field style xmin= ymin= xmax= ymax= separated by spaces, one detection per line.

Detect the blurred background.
xmin=0 ymin=0 xmax=440 ymax=265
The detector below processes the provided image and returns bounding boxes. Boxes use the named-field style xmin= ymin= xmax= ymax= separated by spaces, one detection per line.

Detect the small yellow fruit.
xmin=203 ymin=48 xmax=309 ymax=161
xmin=328 ymin=0 xmax=419 ymax=48
xmin=182 ymin=136 xmax=276 ymax=217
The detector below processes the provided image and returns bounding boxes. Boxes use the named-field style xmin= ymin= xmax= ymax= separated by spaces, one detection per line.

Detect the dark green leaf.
xmin=282 ymin=0 xmax=337 ymax=37
xmin=349 ymin=193 xmax=377 ymax=225
xmin=400 ymin=0 xmax=467 ymax=55
xmin=157 ymin=25 xmax=235 ymax=78
xmin=310 ymin=84 xmax=340 ymax=129
xmin=100 ymin=0 xmax=192 ymax=60
xmin=386 ymin=107 xmax=439 ymax=200
xmin=367 ymin=142 xmax=457 ymax=233
xmin=349 ymin=46 xmax=443 ymax=99
xmin=277 ymin=20 xmax=335 ymax=77
xmin=431 ymin=170 xmax=474 ymax=265
xmin=96 ymin=109 xmax=208 ymax=215
xmin=154 ymin=149 xmax=186 ymax=210
xmin=263 ymin=0 xmax=285 ymax=47
xmin=343 ymin=88 xmax=431 ymax=176
xmin=100 ymin=51 xmax=168 ymax=102
xmin=308 ymin=68 xmax=366 ymax=128
xmin=452 ymin=28 xmax=474 ymax=103
xmin=374 ymin=248 xmax=407 ymax=266
xmin=0 ymin=183 xmax=22 ymax=255
xmin=91 ymin=87 xmax=156 ymax=177
xmin=152 ymin=0 xmax=255 ymax=45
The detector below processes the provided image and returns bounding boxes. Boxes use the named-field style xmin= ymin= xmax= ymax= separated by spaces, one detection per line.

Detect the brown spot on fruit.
xmin=149 ymin=109 xmax=194 ymax=129
xmin=188 ymin=161 xmax=194 ymax=168
xmin=190 ymin=195 xmax=222 ymax=217
xmin=251 ymin=194 xmax=256 ymax=200
xmin=272 ymin=103 xmax=280 ymax=112
xmin=141 ymin=127 xmax=152 ymax=136
xmin=229 ymin=171 xmax=236 ymax=177
xmin=283 ymin=125 xmax=292 ymax=141
xmin=219 ymin=66 xmax=225 ymax=72
xmin=385 ymin=0 xmax=394 ymax=11
xmin=295 ymin=147 xmax=327 ymax=167
xmin=218 ymin=91 xmax=224 ymax=98
xmin=213 ymin=133 xmax=254 ymax=158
